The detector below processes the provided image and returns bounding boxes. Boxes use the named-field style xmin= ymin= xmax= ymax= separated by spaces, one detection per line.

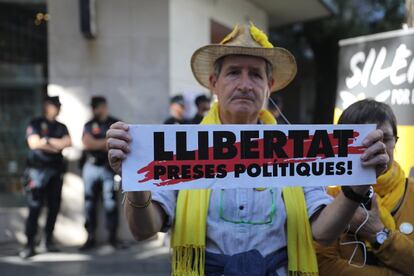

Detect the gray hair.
xmin=213 ymin=55 xmax=273 ymax=80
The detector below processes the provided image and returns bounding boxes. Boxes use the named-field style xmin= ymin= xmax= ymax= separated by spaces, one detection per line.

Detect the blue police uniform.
xmin=82 ymin=116 xmax=119 ymax=243
xmin=24 ymin=117 xmax=69 ymax=247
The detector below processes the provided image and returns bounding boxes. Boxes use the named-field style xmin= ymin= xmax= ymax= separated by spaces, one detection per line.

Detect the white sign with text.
xmin=122 ymin=124 xmax=376 ymax=191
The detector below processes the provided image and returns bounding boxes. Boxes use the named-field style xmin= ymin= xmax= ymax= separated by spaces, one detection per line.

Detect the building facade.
xmin=0 ymin=0 xmax=330 ymax=244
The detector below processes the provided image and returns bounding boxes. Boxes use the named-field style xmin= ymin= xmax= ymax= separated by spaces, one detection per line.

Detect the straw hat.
xmin=191 ymin=23 xmax=297 ymax=92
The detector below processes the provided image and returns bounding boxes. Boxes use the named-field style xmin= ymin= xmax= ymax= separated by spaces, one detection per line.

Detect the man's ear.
xmin=209 ymin=74 xmax=218 ymax=94
xmin=268 ymin=78 xmax=275 ymax=93
xmin=264 ymin=78 xmax=274 ymax=99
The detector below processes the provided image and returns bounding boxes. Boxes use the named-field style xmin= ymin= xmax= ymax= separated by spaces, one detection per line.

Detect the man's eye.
xmin=228 ymin=70 xmax=239 ymax=75
xmin=383 ymin=136 xmax=395 ymax=143
xmin=252 ymin=73 xmax=262 ymax=79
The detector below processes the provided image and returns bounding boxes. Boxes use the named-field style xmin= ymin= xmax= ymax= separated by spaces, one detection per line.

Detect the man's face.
xmin=198 ymin=101 xmax=210 ymax=115
xmin=93 ymin=103 xmax=109 ymax=120
xmin=209 ymin=55 xmax=274 ymax=120
xmin=171 ymin=103 xmax=185 ymax=120
xmin=378 ymin=121 xmax=396 ymax=171
xmin=44 ymin=102 xmax=60 ymax=119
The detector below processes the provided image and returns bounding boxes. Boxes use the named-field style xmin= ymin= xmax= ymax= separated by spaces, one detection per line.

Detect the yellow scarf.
xmin=171 ymin=102 xmax=318 ymax=275
xmin=374 ymin=161 xmax=406 ymax=231
xmin=327 ymin=161 xmax=406 ymax=231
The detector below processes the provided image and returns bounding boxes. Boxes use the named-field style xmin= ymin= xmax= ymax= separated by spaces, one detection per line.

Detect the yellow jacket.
xmin=315 ymin=178 xmax=414 ymax=276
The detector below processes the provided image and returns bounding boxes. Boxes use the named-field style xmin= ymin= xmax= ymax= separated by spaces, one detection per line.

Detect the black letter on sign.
xmin=154 ymin=132 xmax=173 ymax=161
xmin=154 ymin=166 xmax=166 ymax=179
xmin=213 ymin=131 xmax=237 ymax=159
xmin=234 ymin=164 xmax=246 ymax=177
xmin=216 ymin=164 xmax=227 ymax=178
xmin=241 ymin=131 xmax=259 ymax=159
xmin=288 ymin=130 xmax=309 ymax=158
xmin=176 ymin=132 xmax=195 ymax=160
xmin=264 ymin=131 xmax=288 ymax=158
xmin=198 ymin=131 xmax=209 ymax=160
xmin=333 ymin=130 xmax=354 ymax=157
xmin=193 ymin=165 xmax=204 ymax=179
xmin=307 ymin=130 xmax=334 ymax=158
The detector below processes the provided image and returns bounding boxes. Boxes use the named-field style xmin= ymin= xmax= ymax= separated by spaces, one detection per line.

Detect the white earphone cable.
xmin=268 ymin=97 xmax=291 ymax=125
xmin=339 ymin=203 xmax=370 ymax=268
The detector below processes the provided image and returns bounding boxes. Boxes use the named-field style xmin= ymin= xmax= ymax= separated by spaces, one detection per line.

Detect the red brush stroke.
xmin=137 ymin=131 xmax=365 ymax=186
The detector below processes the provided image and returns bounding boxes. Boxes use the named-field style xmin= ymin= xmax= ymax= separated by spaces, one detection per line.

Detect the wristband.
xmin=125 ymin=192 xmax=152 ymax=209
xmin=342 ymin=186 xmax=373 ymax=204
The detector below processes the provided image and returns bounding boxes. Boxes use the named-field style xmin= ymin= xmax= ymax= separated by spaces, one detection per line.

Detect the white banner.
xmin=122 ymin=124 xmax=376 ymax=191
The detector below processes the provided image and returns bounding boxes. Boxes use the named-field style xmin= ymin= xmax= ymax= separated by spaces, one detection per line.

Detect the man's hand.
xmin=311 ymin=129 xmax=389 ymax=244
xmin=107 ymin=122 xmax=166 ymax=241
xmin=350 ymin=129 xmax=389 ymax=195
xmin=83 ymin=133 xmax=107 ymax=151
xmin=27 ymin=135 xmax=60 ymax=153
xmin=106 ymin=122 xmax=132 ymax=174
xmin=349 ymin=195 xmax=384 ymax=243
xmin=361 ymin=129 xmax=389 ymax=177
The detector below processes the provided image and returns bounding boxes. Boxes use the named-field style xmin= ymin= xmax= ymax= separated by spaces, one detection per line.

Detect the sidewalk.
xmin=0 ymin=237 xmax=170 ymax=276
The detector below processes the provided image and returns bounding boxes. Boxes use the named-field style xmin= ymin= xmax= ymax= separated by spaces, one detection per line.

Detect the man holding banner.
xmin=106 ymin=23 xmax=389 ymax=275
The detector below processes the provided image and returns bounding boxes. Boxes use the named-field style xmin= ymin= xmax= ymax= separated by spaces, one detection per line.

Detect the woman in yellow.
xmin=316 ymin=99 xmax=414 ymax=275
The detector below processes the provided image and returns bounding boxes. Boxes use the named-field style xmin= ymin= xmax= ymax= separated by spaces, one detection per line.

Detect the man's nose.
xmin=237 ymin=71 xmax=253 ymax=92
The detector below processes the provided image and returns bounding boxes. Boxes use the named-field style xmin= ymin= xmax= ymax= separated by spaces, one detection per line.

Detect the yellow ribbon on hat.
xmin=219 ymin=22 xmax=274 ymax=48
xmin=220 ymin=24 xmax=239 ymax=45
xmin=171 ymin=102 xmax=318 ymax=275
xmin=249 ymin=21 xmax=274 ymax=48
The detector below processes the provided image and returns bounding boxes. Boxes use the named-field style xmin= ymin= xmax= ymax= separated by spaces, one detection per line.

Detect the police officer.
xmin=80 ymin=96 xmax=120 ymax=250
xmin=163 ymin=95 xmax=189 ymax=124
xmin=20 ymin=96 xmax=72 ymax=259
xmin=191 ymin=94 xmax=210 ymax=124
